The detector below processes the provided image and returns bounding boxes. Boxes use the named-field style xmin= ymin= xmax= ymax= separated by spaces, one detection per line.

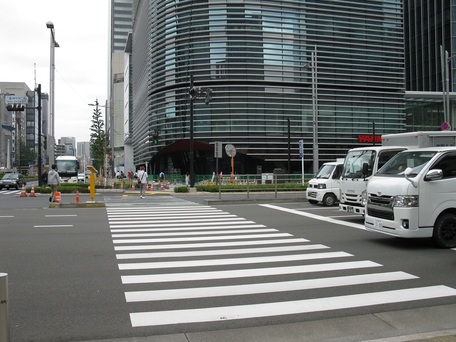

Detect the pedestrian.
xmin=159 ymin=171 xmax=165 ymax=182
xmin=211 ymin=171 xmax=215 ymax=182
xmin=47 ymin=164 xmax=60 ymax=202
xmin=40 ymin=169 xmax=48 ymax=185
xmin=137 ymin=166 xmax=148 ymax=199
xmin=185 ymin=173 xmax=190 ymax=187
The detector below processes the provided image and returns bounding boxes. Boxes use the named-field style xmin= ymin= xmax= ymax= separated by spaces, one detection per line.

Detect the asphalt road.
xmin=1 ymin=189 xmax=456 ymax=342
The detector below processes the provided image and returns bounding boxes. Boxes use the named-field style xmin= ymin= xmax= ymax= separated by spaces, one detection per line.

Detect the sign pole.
xmin=299 ymin=139 xmax=304 ymax=185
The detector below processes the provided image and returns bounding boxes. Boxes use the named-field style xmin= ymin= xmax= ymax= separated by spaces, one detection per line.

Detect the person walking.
xmin=159 ymin=171 xmax=165 ymax=182
xmin=137 ymin=166 xmax=148 ymax=199
xmin=48 ymin=164 xmax=60 ymax=202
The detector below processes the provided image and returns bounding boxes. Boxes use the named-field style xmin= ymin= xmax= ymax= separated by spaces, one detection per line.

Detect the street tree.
xmin=89 ymin=99 xmax=106 ymax=176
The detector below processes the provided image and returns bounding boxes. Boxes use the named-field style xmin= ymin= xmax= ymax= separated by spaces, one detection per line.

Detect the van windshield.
xmin=315 ymin=164 xmax=335 ymax=179
xmin=376 ymin=151 xmax=436 ymax=176
xmin=342 ymin=150 xmax=376 ymax=179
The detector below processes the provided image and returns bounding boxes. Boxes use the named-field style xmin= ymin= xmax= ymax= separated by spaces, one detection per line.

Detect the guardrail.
xmin=197 ymin=173 xmax=309 ymax=200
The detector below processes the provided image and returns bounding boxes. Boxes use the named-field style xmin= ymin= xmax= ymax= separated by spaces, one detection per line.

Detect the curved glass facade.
xmin=132 ymin=0 xmax=404 ymax=174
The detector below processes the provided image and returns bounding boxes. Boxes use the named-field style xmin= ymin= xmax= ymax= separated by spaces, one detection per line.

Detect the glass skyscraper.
xmin=131 ymin=0 xmax=404 ymax=175
xmin=404 ymin=0 xmax=456 ymax=131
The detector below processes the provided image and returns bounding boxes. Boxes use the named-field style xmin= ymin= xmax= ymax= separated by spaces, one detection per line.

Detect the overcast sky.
xmin=0 ymin=0 xmax=109 ymax=143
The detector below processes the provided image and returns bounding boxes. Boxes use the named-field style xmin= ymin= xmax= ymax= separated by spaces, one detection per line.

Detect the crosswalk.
xmin=106 ymin=201 xmax=456 ymax=329
xmin=0 ymin=189 xmax=21 ymax=196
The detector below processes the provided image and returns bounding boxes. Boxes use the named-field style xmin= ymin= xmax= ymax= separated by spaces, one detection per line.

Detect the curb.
xmin=49 ymin=202 xmax=106 ymax=208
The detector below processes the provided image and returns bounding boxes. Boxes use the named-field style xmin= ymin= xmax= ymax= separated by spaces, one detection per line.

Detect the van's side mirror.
xmin=424 ymin=169 xmax=443 ymax=181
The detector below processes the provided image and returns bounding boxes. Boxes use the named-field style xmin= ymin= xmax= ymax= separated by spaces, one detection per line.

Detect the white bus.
xmin=55 ymin=156 xmax=79 ymax=183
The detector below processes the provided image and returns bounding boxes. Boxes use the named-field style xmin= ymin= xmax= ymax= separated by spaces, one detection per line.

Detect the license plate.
xmin=374 ymin=219 xmax=383 ymax=229
xmin=347 ymin=206 xmax=354 ymax=213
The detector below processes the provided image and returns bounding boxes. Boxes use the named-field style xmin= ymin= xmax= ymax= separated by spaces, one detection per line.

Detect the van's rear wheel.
xmin=433 ymin=213 xmax=456 ymax=248
xmin=323 ymin=193 xmax=337 ymax=206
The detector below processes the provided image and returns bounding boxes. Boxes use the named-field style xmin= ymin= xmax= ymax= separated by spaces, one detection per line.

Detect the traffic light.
xmin=6 ymin=104 xmax=25 ymax=111
xmin=153 ymin=130 xmax=159 ymax=145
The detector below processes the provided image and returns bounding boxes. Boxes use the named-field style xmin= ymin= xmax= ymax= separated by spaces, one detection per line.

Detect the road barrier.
xmin=55 ymin=191 xmax=61 ymax=203
xmin=20 ymin=186 xmax=27 ymax=198
xmin=29 ymin=185 xmax=36 ymax=197
xmin=0 ymin=273 xmax=9 ymax=342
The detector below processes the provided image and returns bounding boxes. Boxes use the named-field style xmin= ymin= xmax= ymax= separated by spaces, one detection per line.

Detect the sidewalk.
xmin=78 ymin=304 xmax=456 ymax=341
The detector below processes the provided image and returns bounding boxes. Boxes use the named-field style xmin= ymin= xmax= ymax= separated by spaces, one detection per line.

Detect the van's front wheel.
xmin=433 ymin=213 xmax=456 ymax=248
xmin=323 ymin=193 xmax=337 ymax=206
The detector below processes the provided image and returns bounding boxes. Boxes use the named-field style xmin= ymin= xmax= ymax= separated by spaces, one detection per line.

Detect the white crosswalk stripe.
xmin=0 ymin=189 xmax=22 ymax=196
xmin=106 ymin=201 xmax=456 ymax=329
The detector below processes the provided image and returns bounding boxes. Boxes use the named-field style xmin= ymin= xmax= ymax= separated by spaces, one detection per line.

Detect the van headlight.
xmin=317 ymin=184 xmax=326 ymax=189
xmin=393 ymin=195 xmax=419 ymax=207
xmin=361 ymin=190 xmax=367 ymax=206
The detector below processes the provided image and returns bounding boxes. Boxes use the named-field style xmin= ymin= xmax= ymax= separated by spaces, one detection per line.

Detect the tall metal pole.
xmin=47 ymin=22 xmax=58 ymax=165
xmin=312 ymin=45 xmax=319 ymax=174
xmin=445 ymin=50 xmax=451 ymax=128
xmin=37 ymin=84 xmax=42 ymax=186
xmin=287 ymin=118 xmax=291 ymax=174
xmin=189 ymin=75 xmax=195 ymax=187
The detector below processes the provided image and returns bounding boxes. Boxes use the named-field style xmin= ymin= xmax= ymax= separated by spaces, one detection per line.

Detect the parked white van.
xmin=307 ymin=160 xmax=344 ymax=206
xmin=364 ymin=146 xmax=456 ymax=248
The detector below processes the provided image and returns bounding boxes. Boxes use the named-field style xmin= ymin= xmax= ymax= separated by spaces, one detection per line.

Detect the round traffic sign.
xmin=441 ymin=121 xmax=450 ymax=130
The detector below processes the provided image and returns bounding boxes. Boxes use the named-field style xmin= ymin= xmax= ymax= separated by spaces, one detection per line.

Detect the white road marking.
xmin=109 ymin=213 xmax=237 ymax=221
xmin=111 ymin=223 xmax=266 ymax=233
xmin=125 ymin=272 xmax=417 ymax=302
xmin=34 ymin=225 xmax=74 ymax=228
xmin=114 ymin=238 xmax=308 ymax=251
xmin=121 ymin=260 xmax=382 ymax=284
xmin=260 ymin=204 xmax=366 ymax=230
xmin=130 ymin=286 xmax=456 ymax=327
xmin=112 ymin=228 xmax=277 ymax=238
xmin=109 ymin=219 xmax=248 ymax=228
xmin=118 ymin=251 xmax=352 ymax=270
xmin=113 ymin=233 xmax=292 ymax=244
xmin=116 ymin=244 xmax=329 ymax=259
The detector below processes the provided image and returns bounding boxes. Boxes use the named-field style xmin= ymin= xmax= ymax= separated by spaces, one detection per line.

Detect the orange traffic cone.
xmin=160 ymin=183 xmax=164 ymax=190
xmin=111 ymin=183 xmax=114 ymax=189
xmin=131 ymin=182 xmax=135 ymax=190
xmin=20 ymin=185 xmax=27 ymax=197
xmin=75 ymin=190 xmax=80 ymax=204
xmin=55 ymin=191 xmax=61 ymax=203
xmin=29 ymin=185 xmax=36 ymax=197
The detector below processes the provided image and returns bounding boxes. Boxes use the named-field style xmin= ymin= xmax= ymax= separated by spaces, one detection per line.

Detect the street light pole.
xmin=46 ymin=21 xmax=59 ymax=165
xmin=189 ymin=75 xmax=195 ymax=187
xmin=311 ymin=45 xmax=319 ymax=174
xmin=188 ymin=75 xmax=213 ymax=187
xmin=37 ymin=85 xmax=42 ymax=186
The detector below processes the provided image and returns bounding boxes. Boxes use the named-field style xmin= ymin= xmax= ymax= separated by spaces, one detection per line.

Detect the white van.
xmin=307 ymin=160 xmax=344 ymax=206
xmin=364 ymin=147 xmax=456 ymax=248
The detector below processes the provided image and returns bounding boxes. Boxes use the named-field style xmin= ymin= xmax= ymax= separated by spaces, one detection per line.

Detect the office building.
xmin=404 ymin=0 xmax=456 ymax=131
xmin=109 ymin=0 xmax=133 ymax=176
xmin=0 ymin=82 xmax=30 ymax=170
xmin=130 ymin=1 xmax=405 ymax=175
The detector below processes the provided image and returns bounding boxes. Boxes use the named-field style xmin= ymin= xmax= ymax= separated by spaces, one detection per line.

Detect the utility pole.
xmin=37 ymin=85 xmax=42 ymax=186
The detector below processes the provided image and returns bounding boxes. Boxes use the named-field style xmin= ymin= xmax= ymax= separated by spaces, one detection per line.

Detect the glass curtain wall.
xmin=131 ymin=0 xmax=404 ymax=173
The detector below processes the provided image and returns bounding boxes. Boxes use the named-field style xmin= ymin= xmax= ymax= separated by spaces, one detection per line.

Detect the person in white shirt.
xmin=137 ymin=166 xmax=148 ymax=198
xmin=47 ymin=164 xmax=60 ymax=202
